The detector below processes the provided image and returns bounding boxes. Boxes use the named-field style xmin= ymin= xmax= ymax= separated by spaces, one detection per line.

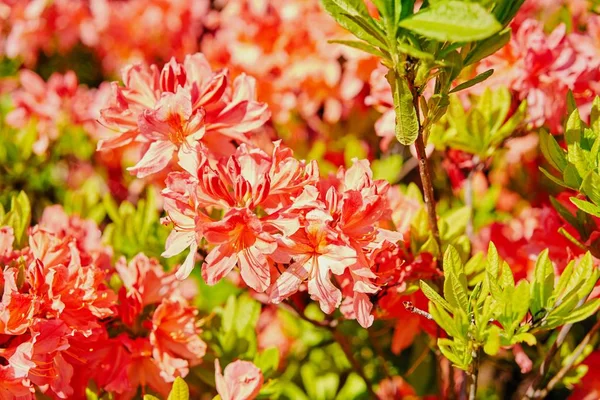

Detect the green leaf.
xmin=540 ymin=129 xmax=567 ymax=172
xmin=530 ymin=250 xmax=554 ymax=318
xmin=371 ymin=154 xmax=403 ymax=183
xmin=500 ymin=262 xmax=515 ymax=290
xmin=322 ymin=0 xmax=387 ymax=48
xmin=399 ymin=1 xmax=502 ymax=42
xmin=396 ymin=40 xmax=435 ymax=60
xmin=582 ymin=171 xmax=600 ymax=205
xmin=441 ymin=206 xmax=471 ymax=240
xmin=386 ymin=70 xmax=419 ymax=146
xmin=324 ymin=0 xmax=370 ymax=18
xmin=570 ymin=197 xmax=600 ymax=217
xmin=549 ymin=196 xmax=581 ymax=233
xmin=420 ymin=280 xmax=454 ymax=313
xmin=591 ymin=96 xmax=600 ymax=134
xmin=567 ymin=90 xmax=578 ymax=116
xmin=328 ymin=39 xmax=386 ymax=58
xmin=464 ymin=28 xmax=511 ymax=66
xmin=168 ymin=377 xmax=189 ymax=400
xmin=444 ymin=273 xmax=469 ymax=313
xmin=565 ymin=109 xmax=583 ymax=146
xmin=254 ymin=347 xmax=280 ymax=377
xmin=483 ymin=325 xmax=501 ymax=356
xmin=563 ymin=299 xmax=600 ymax=325
xmin=449 ymin=69 xmax=494 ymax=94
xmin=430 ymin=303 xmax=461 ymax=338
xmin=144 ymin=396 xmax=160 ymax=400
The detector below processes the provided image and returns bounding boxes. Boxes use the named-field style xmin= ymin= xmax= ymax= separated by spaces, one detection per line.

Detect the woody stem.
xmin=410 ymin=82 xmax=442 ymax=262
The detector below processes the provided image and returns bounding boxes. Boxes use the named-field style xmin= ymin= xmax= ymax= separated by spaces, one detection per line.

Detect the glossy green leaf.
xmin=449 ymin=69 xmax=494 ymax=94
xmin=420 ymin=280 xmax=454 ymax=313
xmin=570 ymin=198 xmax=600 ymax=217
xmin=540 ymin=129 xmax=567 ymax=172
xmin=386 ymin=70 xmax=419 ymax=145
xmin=530 ymin=249 xmax=554 ymax=318
xmin=322 ymin=0 xmax=388 ymax=48
xmin=399 ymin=1 xmax=502 ymax=42
xmin=328 ymin=39 xmax=386 ymax=58
xmin=167 ymin=377 xmax=189 ymax=400
xmin=464 ymin=28 xmax=511 ymax=66
xmin=563 ymin=299 xmax=600 ymax=325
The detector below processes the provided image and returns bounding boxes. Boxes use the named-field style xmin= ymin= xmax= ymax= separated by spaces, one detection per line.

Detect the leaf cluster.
xmin=102 ymin=189 xmax=174 ymax=265
xmin=410 ymin=189 xmax=471 ymax=259
xmin=322 ymin=0 xmax=524 ymax=145
xmin=420 ymin=244 xmax=600 ymax=370
xmin=431 ymin=87 xmax=527 ymax=159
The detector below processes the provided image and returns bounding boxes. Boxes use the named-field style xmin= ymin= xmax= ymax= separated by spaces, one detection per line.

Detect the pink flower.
xmin=202 ymin=0 xmax=375 ymax=124
xmin=97 ymin=53 xmax=270 ymax=177
xmin=129 ymin=88 xmax=205 ymax=177
xmin=476 ymin=19 xmax=600 ymax=133
xmin=150 ymin=298 xmax=206 ymax=382
xmin=6 ymin=70 xmax=109 ymax=154
xmin=203 ymin=208 xmax=278 ymax=292
xmin=0 ymin=268 xmax=36 ymax=335
xmin=162 ymin=142 xmax=315 ymax=281
xmin=215 ymin=359 xmax=263 ymax=400
xmin=268 ymin=209 xmax=357 ymax=314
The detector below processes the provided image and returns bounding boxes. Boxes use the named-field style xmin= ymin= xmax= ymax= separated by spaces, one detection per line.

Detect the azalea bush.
xmin=4 ymin=0 xmax=600 ymax=399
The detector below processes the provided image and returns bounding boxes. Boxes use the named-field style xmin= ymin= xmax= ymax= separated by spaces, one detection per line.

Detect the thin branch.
xmin=524 ymin=295 xmax=593 ymax=399
xmin=523 ymin=322 xmax=574 ymax=399
xmin=535 ymin=318 xmax=600 ymax=398
xmin=468 ymin=349 xmax=479 ymax=400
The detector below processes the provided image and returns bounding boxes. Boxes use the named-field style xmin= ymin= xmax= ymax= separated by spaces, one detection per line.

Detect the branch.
xmin=535 ymin=318 xmax=600 ymax=398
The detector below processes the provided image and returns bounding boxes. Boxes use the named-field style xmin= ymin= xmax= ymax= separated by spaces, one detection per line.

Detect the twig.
xmin=409 ymin=75 xmax=442 ymax=259
xmin=523 ymin=322 xmax=574 ymax=399
xmin=414 ymin=133 xmax=442 ymax=254
xmin=468 ymin=349 xmax=479 ymax=400
xmin=535 ymin=318 xmax=600 ymax=398
xmin=524 ymin=294 xmax=594 ymax=399
xmin=406 ymin=339 xmax=434 ymax=376
xmin=404 ymin=301 xmax=433 ymax=320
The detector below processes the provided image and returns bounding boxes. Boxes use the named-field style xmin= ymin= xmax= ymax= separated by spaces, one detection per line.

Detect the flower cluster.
xmin=476 ymin=17 xmax=600 ymax=133
xmin=97 ymin=53 xmax=269 ymax=178
xmin=0 ymin=206 xmax=206 ymax=399
xmin=6 ymin=70 xmax=109 ymax=154
xmin=202 ymin=0 xmax=377 ymax=124
xmin=96 ymin=54 xmax=403 ymax=328
xmin=0 ymin=0 xmax=209 ymax=73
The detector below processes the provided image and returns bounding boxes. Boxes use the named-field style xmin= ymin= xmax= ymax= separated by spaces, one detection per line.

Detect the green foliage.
xmin=102 ymin=188 xmax=175 ymax=265
xmin=411 ymin=198 xmax=471 ymax=259
xmin=167 ymin=378 xmax=189 ymax=400
xmin=398 ymin=2 xmax=502 ymax=42
xmin=421 ymin=244 xmax=600 ymax=371
xmin=0 ymin=93 xmax=100 ymax=218
xmin=141 ymin=377 xmax=189 ymax=400
xmin=322 ymin=0 xmax=522 ymax=146
xmin=431 ymin=87 xmax=527 ymax=159
xmin=540 ymin=95 xmax=600 ymax=254
xmin=386 ymin=68 xmax=418 ymax=145
xmin=0 ymin=191 xmax=31 ymax=248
